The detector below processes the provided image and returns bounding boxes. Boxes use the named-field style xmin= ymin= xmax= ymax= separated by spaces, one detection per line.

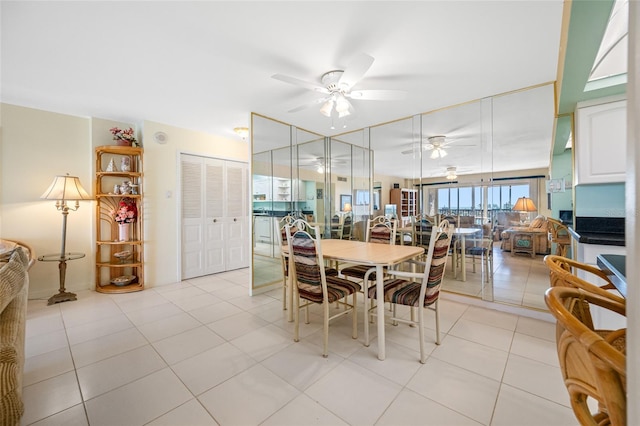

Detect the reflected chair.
xmin=275 ymin=215 xmax=296 ymax=311
xmin=366 ymin=220 xmax=454 ymax=363
xmin=544 ymin=286 xmax=626 ymax=426
xmin=330 ymin=214 xmax=343 ymax=239
xmin=341 ymin=212 xmax=353 ymax=240
xmin=548 ymin=217 xmax=571 ymax=257
xmin=285 ymin=222 xmax=360 ymax=357
xmin=412 ymin=215 xmax=434 ymax=249
xmin=340 ymin=216 xmax=397 ymax=286
xmin=454 ymin=236 xmax=493 ymax=282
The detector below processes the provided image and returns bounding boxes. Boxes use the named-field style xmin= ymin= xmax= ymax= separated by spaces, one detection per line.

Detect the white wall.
xmin=1 ymin=104 xmax=93 ymax=298
xmin=0 ymin=103 xmax=249 ymax=298
xmin=141 ymin=120 xmax=248 ymax=286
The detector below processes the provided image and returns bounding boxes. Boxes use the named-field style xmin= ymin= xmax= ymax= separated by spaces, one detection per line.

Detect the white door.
xmin=224 ymin=161 xmax=248 ymax=270
xmin=181 ymin=154 xmax=248 ymax=279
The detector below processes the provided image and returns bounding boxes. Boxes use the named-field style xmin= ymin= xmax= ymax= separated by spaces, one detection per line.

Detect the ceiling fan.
xmin=299 ymin=155 xmax=348 ymax=173
xmin=272 ymin=53 xmax=406 ymax=119
xmin=401 ymin=135 xmax=475 ymax=158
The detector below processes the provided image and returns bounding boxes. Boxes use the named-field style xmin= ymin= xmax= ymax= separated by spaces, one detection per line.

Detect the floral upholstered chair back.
xmin=366 ymin=216 xmax=397 ymax=245
xmin=421 ymin=220 xmax=454 ymax=306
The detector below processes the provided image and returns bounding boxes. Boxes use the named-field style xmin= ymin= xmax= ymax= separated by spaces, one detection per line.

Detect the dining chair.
xmin=341 ymin=213 xmax=353 ymax=240
xmin=412 ymin=215 xmax=434 ymax=249
xmin=340 ymin=216 xmax=397 ymax=285
xmin=544 ymin=286 xmax=626 ymax=426
xmin=330 ymin=214 xmax=343 ymax=239
xmin=275 ymin=215 xmax=296 ymax=311
xmin=285 ymin=222 xmax=360 ymax=357
xmin=454 ymin=236 xmax=493 ymax=282
xmin=366 ymin=219 xmax=454 ymax=363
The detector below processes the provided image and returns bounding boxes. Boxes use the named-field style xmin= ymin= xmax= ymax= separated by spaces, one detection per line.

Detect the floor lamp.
xmin=512 ymin=196 xmax=537 ymax=224
xmin=40 ymin=174 xmax=91 ymax=305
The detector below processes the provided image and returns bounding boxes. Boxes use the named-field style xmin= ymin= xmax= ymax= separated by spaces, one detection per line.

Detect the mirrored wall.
xmin=251 ymin=82 xmax=556 ymax=310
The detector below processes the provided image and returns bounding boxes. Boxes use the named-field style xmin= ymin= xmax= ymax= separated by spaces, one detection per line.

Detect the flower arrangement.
xmin=109 ymin=127 xmax=137 ymax=146
xmin=112 ymin=197 xmax=137 ymax=223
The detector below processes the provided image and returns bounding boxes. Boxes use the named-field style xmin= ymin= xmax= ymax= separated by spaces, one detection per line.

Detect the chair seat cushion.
xmin=299 ymin=276 xmax=361 ymax=303
xmin=467 ymin=247 xmax=489 ymax=256
xmin=340 ymin=264 xmax=381 ymax=281
xmin=368 ymin=278 xmax=438 ymax=307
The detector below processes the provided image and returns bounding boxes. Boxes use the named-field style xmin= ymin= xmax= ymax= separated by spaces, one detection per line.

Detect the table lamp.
xmin=512 ymin=196 xmax=537 ymax=224
xmin=41 ymin=174 xmax=91 ymax=304
xmin=343 ymin=203 xmax=352 ymax=212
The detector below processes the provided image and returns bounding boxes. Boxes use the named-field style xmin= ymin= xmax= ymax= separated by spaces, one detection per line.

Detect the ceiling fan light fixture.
xmin=233 ymin=127 xmax=249 ymax=140
xmin=446 ymin=166 xmax=457 ymax=180
xmin=319 ymin=100 xmax=334 ymax=117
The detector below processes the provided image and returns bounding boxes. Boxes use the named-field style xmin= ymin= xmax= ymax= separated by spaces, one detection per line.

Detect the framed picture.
xmin=340 ymin=194 xmax=352 ymax=211
xmin=316 ymin=188 xmax=323 ymax=199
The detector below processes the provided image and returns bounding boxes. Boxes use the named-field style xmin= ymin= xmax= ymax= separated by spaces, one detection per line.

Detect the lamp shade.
xmin=512 ymin=197 xmax=537 ymax=212
xmin=343 ymin=203 xmax=352 ymax=212
xmin=41 ymin=175 xmax=91 ymax=201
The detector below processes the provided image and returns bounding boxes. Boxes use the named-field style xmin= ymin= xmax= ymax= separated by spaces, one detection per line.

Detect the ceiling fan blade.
xmin=287 ymin=97 xmax=330 ymax=113
xmin=338 ymin=53 xmax=375 ymax=89
xmin=347 ymin=89 xmax=407 ymax=101
xmin=271 ymin=74 xmax=329 ymax=93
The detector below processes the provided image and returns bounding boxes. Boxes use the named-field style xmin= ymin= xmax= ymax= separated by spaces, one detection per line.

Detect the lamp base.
xmin=48 ymin=291 xmax=77 ymax=305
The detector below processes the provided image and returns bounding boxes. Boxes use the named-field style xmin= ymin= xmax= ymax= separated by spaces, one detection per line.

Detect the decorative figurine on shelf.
xmin=109 ymin=127 xmax=137 ymax=147
xmin=121 ymin=156 xmax=131 ymax=171
xmin=106 ymin=158 xmax=117 ymax=172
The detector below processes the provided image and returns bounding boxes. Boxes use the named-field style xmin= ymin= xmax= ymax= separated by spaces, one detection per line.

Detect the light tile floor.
xmin=22 ymin=255 xmax=580 ymax=425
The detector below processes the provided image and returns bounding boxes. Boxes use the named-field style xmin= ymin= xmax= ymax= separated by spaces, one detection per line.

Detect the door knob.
xmin=213 ymin=219 xmax=217 ymax=223
xmin=234 ymin=218 xmax=237 ymax=222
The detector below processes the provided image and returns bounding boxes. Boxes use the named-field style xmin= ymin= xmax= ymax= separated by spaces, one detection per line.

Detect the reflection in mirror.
xmin=251 ymin=83 xmax=555 ymax=311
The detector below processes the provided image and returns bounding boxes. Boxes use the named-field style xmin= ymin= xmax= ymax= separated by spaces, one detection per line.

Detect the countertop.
xmin=568 ymin=216 xmax=625 ymax=246
xmin=568 ymin=228 xmax=625 ymax=246
xmin=596 ymin=254 xmax=626 ymax=297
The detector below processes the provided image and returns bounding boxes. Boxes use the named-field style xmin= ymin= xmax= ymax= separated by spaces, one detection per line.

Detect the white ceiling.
xmin=1 ymin=1 xmax=564 ymax=178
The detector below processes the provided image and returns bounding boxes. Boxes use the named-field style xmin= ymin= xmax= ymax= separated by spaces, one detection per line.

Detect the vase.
xmin=116 ymin=139 xmax=132 ymax=147
xmin=118 ymin=223 xmax=131 ymax=241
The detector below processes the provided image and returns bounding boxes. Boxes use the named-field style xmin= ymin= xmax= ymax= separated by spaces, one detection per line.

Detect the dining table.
xmin=285 ymin=238 xmax=424 ymax=360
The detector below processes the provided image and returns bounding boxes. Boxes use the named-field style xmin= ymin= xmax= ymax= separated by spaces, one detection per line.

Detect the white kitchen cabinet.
xmin=575 ymin=98 xmax=626 ymax=185
xmin=575 ymin=241 xmax=626 ymax=330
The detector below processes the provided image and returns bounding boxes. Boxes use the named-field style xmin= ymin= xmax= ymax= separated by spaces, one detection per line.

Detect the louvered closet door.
xmin=181 ymin=155 xmax=206 ymax=279
xmin=181 ymin=154 xmax=248 ymax=280
xmin=224 ymin=161 xmax=248 ymax=270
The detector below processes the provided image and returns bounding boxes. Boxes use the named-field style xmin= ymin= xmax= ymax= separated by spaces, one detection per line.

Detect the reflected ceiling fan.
xmin=299 ymin=155 xmax=348 ymax=173
xmin=401 ymin=135 xmax=475 ymax=158
xmin=272 ymin=53 xmax=406 ymax=120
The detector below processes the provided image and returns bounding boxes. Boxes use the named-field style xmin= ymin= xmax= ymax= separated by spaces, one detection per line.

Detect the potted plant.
xmin=109 ymin=127 xmax=137 ymax=147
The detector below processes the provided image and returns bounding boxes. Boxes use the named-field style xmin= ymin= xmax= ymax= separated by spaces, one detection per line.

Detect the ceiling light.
xmin=335 ymin=95 xmax=351 ymax=118
xmin=317 ymin=165 xmax=324 ymax=174
xmin=234 ymin=127 xmax=249 ymax=140
xmin=445 ymin=166 xmax=457 ymax=180
xmin=430 ymin=148 xmax=447 ymax=159
xmin=319 ymin=100 xmax=334 ymax=117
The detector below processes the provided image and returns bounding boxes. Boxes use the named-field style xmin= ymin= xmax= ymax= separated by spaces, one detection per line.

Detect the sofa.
xmin=0 ymin=239 xmax=34 ymax=426
xmin=500 ymin=215 xmax=550 ymax=255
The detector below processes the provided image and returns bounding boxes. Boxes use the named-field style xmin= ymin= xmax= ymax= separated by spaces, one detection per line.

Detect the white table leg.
xmin=461 ymin=235 xmax=467 ymax=282
xmin=376 ymin=264 xmax=385 ymax=360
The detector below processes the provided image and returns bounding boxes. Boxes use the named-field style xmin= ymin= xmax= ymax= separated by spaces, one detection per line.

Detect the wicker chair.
xmin=366 ymin=220 xmax=454 ymax=363
xmin=547 ymin=217 xmax=571 ymax=257
xmin=544 ymin=286 xmax=626 ymax=426
xmin=285 ymin=221 xmax=360 ymax=357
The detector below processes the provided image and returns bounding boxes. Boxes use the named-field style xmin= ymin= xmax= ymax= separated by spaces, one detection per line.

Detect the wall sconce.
xmin=234 ymin=127 xmax=249 ymax=140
